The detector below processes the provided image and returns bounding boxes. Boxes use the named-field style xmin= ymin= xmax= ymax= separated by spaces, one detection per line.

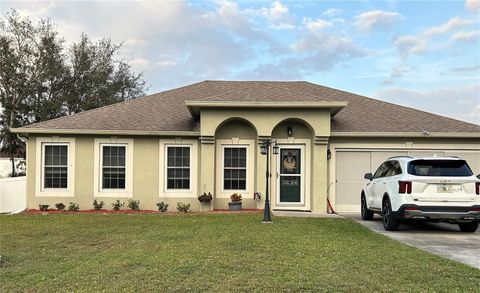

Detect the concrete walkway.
xmin=273 ymin=211 xmax=343 ymax=218
xmin=343 ymin=213 xmax=480 ymax=269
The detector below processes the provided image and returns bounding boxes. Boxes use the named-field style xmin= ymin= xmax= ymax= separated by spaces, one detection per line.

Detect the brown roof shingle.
xmin=21 ymin=80 xmax=480 ymax=133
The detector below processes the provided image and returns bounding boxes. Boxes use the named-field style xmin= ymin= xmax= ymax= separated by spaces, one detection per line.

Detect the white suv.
xmin=361 ymin=156 xmax=480 ymax=232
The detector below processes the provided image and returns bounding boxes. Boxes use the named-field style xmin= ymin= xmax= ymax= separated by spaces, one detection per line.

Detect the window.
xmin=223 ymin=147 xmax=247 ymax=190
xmin=43 ymin=144 xmax=68 ymax=189
xmin=166 ymin=146 xmax=190 ymax=190
xmin=101 ymin=145 xmax=126 ymax=189
xmin=373 ymin=162 xmax=389 ymax=179
xmin=408 ymin=160 xmax=473 ymax=177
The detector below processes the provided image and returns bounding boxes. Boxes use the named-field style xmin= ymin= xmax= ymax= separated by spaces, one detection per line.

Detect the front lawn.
xmin=1 ymin=213 xmax=479 ymax=292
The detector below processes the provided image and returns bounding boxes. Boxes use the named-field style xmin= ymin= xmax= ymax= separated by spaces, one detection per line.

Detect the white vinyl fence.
xmin=0 ymin=176 xmax=26 ymax=213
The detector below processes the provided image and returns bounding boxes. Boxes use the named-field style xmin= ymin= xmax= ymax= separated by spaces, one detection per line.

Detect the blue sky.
xmin=2 ymin=0 xmax=480 ymax=124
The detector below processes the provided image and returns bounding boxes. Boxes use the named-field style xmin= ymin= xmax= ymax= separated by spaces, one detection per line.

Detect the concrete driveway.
xmin=343 ymin=213 xmax=480 ymax=269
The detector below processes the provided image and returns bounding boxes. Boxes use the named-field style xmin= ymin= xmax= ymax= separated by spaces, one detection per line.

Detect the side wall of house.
xmin=26 ymin=135 xmax=205 ymax=211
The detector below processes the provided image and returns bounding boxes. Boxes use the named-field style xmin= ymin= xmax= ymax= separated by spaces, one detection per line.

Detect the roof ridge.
xmin=194 ymin=83 xmax=266 ymax=101
xmin=262 ymin=83 xmax=329 ymax=101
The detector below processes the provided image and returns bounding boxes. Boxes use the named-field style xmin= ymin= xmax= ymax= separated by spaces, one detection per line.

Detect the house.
xmin=12 ymin=81 xmax=480 ymax=212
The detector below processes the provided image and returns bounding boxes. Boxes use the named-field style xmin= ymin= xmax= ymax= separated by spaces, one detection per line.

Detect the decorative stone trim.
xmin=314 ymin=136 xmax=329 ymax=145
xmin=257 ymin=136 xmax=271 ymax=144
xmin=200 ymin=136 xmax=215 ymax=144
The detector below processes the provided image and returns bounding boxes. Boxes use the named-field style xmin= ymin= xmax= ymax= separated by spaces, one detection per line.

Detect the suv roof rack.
xmin=387 ymin=155 xmax=413 ymax=160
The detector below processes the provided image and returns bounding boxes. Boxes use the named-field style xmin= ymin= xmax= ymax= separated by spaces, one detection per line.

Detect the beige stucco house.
xmin=12 ymin=81 xmax=480 ymax=213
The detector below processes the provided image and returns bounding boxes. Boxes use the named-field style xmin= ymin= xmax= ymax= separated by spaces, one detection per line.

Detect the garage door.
xmin=335 ymin=150 xmax=480 ymax=212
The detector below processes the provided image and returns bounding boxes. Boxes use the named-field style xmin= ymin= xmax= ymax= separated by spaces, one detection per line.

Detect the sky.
xmin=2 ymin=0 xmax=480 ymax=124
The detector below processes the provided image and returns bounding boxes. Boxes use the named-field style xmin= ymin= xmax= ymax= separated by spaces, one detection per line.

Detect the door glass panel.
xmin=281 ymin=149 xmax=300 ymax=175
xmin=279 ymin=148 xmax=301 ymax=203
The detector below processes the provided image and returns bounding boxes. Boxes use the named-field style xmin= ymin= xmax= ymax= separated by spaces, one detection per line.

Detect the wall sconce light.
xmin=260 ymin=144 xmax=268 ymax=155
xmin=327 ymin=149 xmax=331 ymax=160
xmin=272 ymin=142 xmax=279 ymax=155
xmin=287 ymin=126 xmax=293 ymax=137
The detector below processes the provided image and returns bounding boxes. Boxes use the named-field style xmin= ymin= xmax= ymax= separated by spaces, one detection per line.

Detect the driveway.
xmin=343 ymin=213 xmax=480 ymax=269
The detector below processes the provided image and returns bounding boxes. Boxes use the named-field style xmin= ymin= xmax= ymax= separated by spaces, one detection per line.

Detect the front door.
xmin=277 ymin=146 xmax=304 ymax=205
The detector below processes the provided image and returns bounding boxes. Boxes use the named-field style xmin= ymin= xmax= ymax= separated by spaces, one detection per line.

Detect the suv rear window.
xmin=407 ymin=160 xmax=473 ymax=177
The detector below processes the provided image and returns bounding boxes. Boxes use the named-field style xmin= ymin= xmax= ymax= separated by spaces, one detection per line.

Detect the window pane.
xmin=167 ymin=179 xmax=175 ymax=189
xmin=44 ymin=166 xmax=67 ymax=189
xmin=238 ymin=180 xmax=246 ymax=190
xmin=102 ymin=146 xmax=126 ymax=167
xmin=223 ymin=147 xmax=247 ymax=190
xmin=44 ymin=145 xmax=68 ymax=189
xmin=166 ymin=146 xmax=191 ymax=189
xmin=102 ymin=167 xmax=126 ymax=189
xmin=224 ymin=180 xmax=231 ymax=189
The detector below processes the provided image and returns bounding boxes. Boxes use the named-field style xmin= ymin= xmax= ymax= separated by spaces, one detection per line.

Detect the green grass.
xmin=1 ymin=213 xmax=479 ymax=292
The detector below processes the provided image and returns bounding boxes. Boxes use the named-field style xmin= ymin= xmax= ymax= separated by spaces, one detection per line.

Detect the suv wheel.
xmin=361 ymin=195 xmax=374 ymax=220
xmin=382 ymin=198 xmax=400 ymax=231
xmin=458 ymin=221 xmax=479 ymax=233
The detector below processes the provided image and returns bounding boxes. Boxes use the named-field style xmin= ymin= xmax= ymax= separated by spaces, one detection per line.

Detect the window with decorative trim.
xmin=101 ymin=145 xmax=127 ymax=189
xmin=43 ymin=144 xmax=68 ymax=189
xmin=223 ymin=147 xmax=247 ymax=190
xmin=166 ymin=146 xmax=190 ymax=190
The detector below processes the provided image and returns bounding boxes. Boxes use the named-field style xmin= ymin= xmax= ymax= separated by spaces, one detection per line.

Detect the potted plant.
xmin=228 ymin=193 xmax=242 ymax=211
xmin=198 ymin=192 xmax=213 ymax=211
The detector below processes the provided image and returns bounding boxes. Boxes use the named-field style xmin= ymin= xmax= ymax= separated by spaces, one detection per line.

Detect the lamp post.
xmin=260 ymin=139 xmax=278 ymax=223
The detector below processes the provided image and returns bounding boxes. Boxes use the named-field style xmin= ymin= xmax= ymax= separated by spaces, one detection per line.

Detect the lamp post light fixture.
xmin=260 ymin=139 xmax=277 ymax=223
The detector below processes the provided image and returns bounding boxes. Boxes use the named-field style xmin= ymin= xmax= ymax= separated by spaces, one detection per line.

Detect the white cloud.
xmin=394 ymin=16 xmax=477 ymax=57
xmin=323 ymin=8 xmax=342 ymax=17
xmin=451 ymin=30 xmax=480 ymax=42
xmin=393 ymin=35 xmax=429 ymax=56
xmin=450 ymin=65 xmax=480 ymax=72
xmin=255 ymin=1 xmax=296 ymax=30
xmin=354 ymin=10 xmax=402 ymax=33
xmin=157 ymin=60 xmax=177 ymax=68
xmin=465 ymin=0 xmax=480 ymax=12
xmin=303 ymin=18 xmax=331 ymax=32
xmin=129 ymin=58 xmax=150 ymax=72
xmin=423 ymin=17 xmax=474 ymax=37
xmin=375 ymin=84 xmax=480 ymax=124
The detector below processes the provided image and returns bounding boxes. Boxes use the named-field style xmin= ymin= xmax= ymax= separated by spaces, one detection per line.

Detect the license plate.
xmin=437 ymin=185 xmax=463 ymax=193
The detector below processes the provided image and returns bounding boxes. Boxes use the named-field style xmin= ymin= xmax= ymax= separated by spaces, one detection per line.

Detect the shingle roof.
xmin=20 ymin=80 xmax=480 ymax=133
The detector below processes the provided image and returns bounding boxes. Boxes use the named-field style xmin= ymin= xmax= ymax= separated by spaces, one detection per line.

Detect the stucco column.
xmin=312 ymin=136 xmax=329 ymax=213
xmin=200 ymin=136 xmax=215 ymax=211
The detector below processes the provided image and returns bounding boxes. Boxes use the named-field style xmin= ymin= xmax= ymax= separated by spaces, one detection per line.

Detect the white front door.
xmin=276 ymin=145 xmax=305 ymax=206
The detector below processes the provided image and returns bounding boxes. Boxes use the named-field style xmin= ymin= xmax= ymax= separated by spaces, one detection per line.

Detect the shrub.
xmin=127 ymin=200 xmax=140 ymax=211
xmin=39 ymin=204 xmax=49 ymax=211
xmin=68 ymin=202 xmax=79 ymax=212
xmin=93 ymin=200 xmax=105 ymax=211
xmin=156 ymin=202 xmax=169 ymax=212
xmin=230 ymin=193 xmax=242 ymax=202
xmin=176 ymin=202 xmax=190 ymax=213
xmin=55 ymin=203 xmax=65 ymax=211
xmin=112 ymin=200 xmax=124 ymax=211
xmin=198 ymin=192 xmax=213 ymax=203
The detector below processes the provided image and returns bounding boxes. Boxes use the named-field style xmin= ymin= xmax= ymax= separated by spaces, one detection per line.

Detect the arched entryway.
xmin=214 ymin=118 xmax=258 ymax=210
xmin=270 ymin=119 xmax=315 ymax=211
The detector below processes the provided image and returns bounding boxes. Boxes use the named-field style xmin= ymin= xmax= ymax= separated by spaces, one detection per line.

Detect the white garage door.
xmin=335 ymin=150 xmax=480 ymax=212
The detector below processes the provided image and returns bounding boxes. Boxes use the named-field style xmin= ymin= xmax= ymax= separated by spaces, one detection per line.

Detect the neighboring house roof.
xmin=16 ymin=80 xmax=480 ymax=134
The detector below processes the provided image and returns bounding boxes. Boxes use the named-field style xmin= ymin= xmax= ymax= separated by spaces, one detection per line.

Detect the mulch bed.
xmin=23 ymin=209 xmax=263 ymax=215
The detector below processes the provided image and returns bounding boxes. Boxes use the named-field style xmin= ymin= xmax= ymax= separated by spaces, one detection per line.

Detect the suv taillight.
xmin=399 ymin=181 xmax=412 ymax=194
xmin=476 ymin=182 xmax=480 ymax=195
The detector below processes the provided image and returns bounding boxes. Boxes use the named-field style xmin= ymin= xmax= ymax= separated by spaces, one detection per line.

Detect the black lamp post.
xmin=260 ymin=139 xmax=278 ymax=223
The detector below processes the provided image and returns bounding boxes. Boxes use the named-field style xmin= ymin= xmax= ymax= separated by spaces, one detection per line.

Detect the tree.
xmin=0 ymin=10 xmax=147 ymax=176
